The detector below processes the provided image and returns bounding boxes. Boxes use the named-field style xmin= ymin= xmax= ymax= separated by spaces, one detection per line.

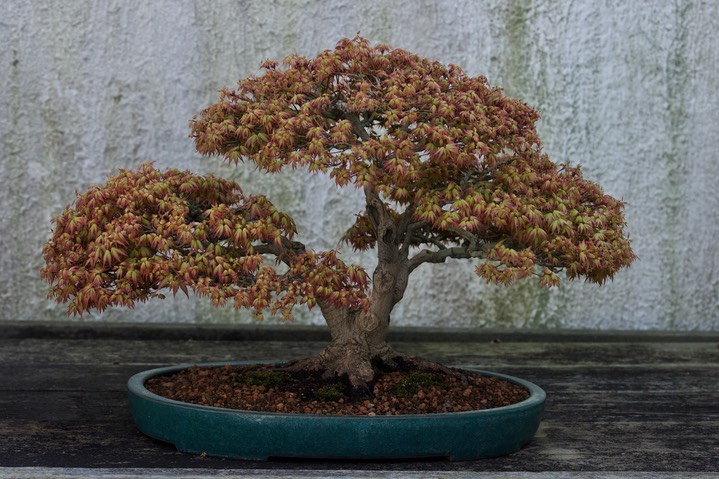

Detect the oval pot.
xmin=128 ymin=362 xmax=545 ymax=461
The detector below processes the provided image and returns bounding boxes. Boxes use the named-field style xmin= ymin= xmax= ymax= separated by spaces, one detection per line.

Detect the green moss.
xmin=235 ymin=369 xmax=292 ymax=388
xmin=393 ymin=371 xmax=447 ymax=398
xmin=315 ymin=383 xmax=347 ymax=402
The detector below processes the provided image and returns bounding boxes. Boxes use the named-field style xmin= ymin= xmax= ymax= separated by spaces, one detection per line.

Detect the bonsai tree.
xmin=42 ymin=37 xmax=635 ymax=392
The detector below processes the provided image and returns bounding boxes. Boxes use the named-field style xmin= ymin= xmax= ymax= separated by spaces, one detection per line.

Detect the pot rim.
xmin=128 ymin=360 xmax=546 ymax=419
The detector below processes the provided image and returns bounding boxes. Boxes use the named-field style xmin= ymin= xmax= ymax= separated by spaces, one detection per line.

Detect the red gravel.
xmin=145 ymin=362 xmax=530 ymax=416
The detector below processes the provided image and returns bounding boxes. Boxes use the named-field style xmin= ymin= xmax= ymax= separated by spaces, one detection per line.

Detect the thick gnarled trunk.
xmin=286 ymin=262 xmax=406 ymax=391
xmin=312 ymin=302 xmax=395 ymax=389
xmin=287 ymin=189 xmax=415 ymax=391
xmin=287 ymin=249 xmax=410 ymax=391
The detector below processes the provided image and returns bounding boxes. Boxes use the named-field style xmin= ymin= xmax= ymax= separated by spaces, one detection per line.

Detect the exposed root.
xmin=284 ymin=344 xmax=464 ymax=398
xmin=284 ymin=342 xmax=376 ymax=395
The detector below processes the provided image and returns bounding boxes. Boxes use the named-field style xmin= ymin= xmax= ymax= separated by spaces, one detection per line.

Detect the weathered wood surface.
xmin=1 ymin=321 xmax=717 ymax=475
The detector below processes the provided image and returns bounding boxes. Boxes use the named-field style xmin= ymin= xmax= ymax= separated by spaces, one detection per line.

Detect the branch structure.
xmin=42 ymin=36 xmax=636 ymax=389
xmin=44 ymin=35 xmax=636 ymax=325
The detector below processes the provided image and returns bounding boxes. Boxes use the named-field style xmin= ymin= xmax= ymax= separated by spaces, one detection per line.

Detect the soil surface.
xmin=145 ymin=362 xmax=530 ymax=416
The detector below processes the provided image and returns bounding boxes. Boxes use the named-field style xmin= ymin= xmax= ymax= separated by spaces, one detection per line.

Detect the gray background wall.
xmin=1 ymin=1 xmax=717 ymax=330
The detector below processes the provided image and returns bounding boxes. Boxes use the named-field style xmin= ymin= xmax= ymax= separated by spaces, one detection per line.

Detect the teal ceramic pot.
xmin=128 ymin=362 xmax=545 ymax=461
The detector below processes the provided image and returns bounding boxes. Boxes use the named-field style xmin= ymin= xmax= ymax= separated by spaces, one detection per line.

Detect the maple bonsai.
xmin=42 ymin=37 xmax=635 ymax=392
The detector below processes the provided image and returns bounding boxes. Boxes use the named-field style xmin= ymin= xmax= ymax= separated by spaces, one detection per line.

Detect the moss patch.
xmin=393 ymin=371 xmax=448 ymax=398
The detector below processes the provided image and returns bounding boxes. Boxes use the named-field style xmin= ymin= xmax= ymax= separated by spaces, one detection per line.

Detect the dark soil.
xmin=145 ymin=362 xmax=530 ymax=416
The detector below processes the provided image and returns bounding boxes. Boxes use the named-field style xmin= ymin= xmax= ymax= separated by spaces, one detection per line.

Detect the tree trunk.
xmin=285 ymin=274 xmax=403 ymax=392
xmin=286 ymin=189 xmax=414 ymax=392
xmin=285 ymin=258 xmax=410 ymax=392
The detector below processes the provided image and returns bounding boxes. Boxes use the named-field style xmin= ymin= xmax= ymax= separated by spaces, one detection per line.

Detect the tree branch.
xmin=253 ymin=238 xmax=306 ymax=267
xmin=407 ymin=242 xmax=491 ymax=274
xmin=328 ymin=98 xmax=372 ymax=142
xmin=399 ymin=211 xmax=422 ymax=257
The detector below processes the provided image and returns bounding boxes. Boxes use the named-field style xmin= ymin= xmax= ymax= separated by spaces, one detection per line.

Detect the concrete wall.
xmin=1 ymin=0 xmax=717 ymax=330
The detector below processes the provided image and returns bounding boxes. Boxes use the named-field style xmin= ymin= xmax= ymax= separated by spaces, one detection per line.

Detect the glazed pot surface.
xmin=128 ymin=362 xmax=546 ymax=461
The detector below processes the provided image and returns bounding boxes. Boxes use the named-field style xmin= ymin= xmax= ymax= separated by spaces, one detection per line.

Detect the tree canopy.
xmin=190 ymin=37 xmax=635 ymax=286
xmin=41 ymin=164 xmax=368 ymax=317
xmin=43 ymin=36 xmax=635 ymax=318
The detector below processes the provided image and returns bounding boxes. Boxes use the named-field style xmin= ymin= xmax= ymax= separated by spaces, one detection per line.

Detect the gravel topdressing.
xmin=145 ymin=363 xmax=531 ymax=416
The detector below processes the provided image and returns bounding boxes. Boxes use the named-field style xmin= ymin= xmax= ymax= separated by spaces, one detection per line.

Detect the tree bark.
xmin=285 ymin=189 xmax=413 ymax=392
xmin=285 ymin=264 xmax=405 ymax=392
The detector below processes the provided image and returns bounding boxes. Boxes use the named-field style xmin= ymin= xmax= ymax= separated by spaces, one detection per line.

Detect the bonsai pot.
xmin=128 ymin=361 xmax=546 ymax=461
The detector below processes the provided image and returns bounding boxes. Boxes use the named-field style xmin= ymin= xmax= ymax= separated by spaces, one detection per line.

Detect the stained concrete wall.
xmin=1 ymin=1 xmax=717 ymax=330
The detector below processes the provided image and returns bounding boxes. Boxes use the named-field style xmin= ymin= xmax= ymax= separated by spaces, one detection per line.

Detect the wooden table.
xmin=1 ymin=322 xmax=718 ymax=478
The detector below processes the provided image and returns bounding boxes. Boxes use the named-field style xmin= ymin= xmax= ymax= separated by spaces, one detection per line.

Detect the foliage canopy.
xmin=43 ymin=36 xmax=635 ymax=319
